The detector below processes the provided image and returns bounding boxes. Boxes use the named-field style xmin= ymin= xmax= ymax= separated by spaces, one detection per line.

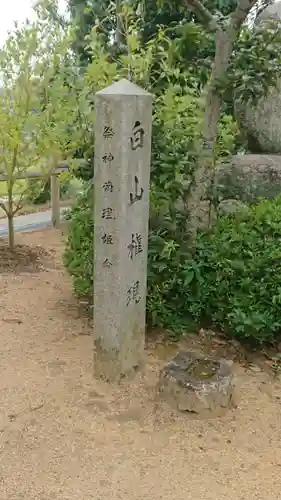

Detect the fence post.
xmin=51 ymin=174 xmax=60 ymax=227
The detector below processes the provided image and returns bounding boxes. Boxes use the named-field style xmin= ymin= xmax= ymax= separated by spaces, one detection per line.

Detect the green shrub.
xmin=63 ymin=182 xmax=93 ymax=299
xmin=183 ymin=197 xmax=281 ymax=343
xmin=146 ymin=227 xmax=191 ymax=332
xmin=147 ymin=197 xmax=281 ymax=343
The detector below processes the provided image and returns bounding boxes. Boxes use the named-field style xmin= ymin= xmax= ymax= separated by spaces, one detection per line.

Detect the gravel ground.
xmin=1 ymin=228 xmax=281 ymax=500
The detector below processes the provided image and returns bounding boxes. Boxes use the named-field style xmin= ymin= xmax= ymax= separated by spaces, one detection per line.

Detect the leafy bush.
xmin=183 ymin=197 xmax=281 ymax=343
xmin=64 ymin=190 xmax=281 ymax=344
xmin=63 ymin=182 xmax=93 ymax=299
xmin=145 ymin=85 xmax=238 ymax=335
xmin=146 ymin=85 xmax=202 ymax=333
xmin=148 ymin=197 xmax=281 ymax=343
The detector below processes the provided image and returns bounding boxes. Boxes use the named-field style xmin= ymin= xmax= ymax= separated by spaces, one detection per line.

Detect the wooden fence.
xmin=0 ymin=160 xmax=86 ymax=227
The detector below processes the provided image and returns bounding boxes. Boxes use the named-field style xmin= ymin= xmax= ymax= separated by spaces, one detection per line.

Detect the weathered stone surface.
xmin=157 ymin=351 xmax=235 ymax=415
xmin=93 ymin=79 xmax=153 ymax=382
xmin=235 ymin=2 xmax=281 ymax=153
xmin=217 ymin=199 xmax=247 ymax=216
xmin=215 ymin=154 xmax=281 ymax=205
xmin=255 ymin=1 xmax=281 ymax=25
xmin=182 ymin=153 xmax=281 ymax=227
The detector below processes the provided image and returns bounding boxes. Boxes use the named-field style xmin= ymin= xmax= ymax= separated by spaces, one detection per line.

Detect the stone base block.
xmin=157 ymin=351 xmax=235 ymax=416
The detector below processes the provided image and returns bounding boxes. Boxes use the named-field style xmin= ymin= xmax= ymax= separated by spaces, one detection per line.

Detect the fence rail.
xmin=0 ymin=159 xmax=87 ymax=227
xmin=0 ymin=164 xmax=69 ymax=182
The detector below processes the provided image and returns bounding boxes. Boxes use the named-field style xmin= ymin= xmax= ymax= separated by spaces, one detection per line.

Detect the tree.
xmin=0 ymin=0 xmax=79 ymax=248
xmin=68 ymin=0 xmax=112 ymax=64
xmin=67 ymin=0 xmax=237 ymax=65
xmin=181 ymin=0 xmax=276 ymax=235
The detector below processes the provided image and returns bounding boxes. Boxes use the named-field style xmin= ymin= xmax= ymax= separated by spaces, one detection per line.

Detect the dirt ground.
xmin=1 ymin=227 xmax=281 ymax=500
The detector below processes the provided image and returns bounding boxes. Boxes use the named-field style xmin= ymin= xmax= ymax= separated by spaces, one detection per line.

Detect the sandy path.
xmin=0 ymin=228 xmax=281 ymax=499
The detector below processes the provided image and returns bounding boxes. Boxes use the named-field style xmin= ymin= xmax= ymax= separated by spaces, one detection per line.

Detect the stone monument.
xmin=93 ymin=79 xmax=153 ymax=382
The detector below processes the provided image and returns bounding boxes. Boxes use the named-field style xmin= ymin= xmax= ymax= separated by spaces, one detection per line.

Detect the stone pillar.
xmin=51 ymin=174 xmax=60 ymax=228
xmin=93 ymin=79 xmax=153 ymax=382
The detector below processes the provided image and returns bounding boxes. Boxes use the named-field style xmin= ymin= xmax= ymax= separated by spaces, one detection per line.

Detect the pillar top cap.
xmin=96 ymin=78 xmax=152 ymax=97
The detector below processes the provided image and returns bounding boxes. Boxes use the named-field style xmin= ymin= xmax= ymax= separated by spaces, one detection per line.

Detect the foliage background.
xmin=62 ymin=0 xmax=281 ymax=344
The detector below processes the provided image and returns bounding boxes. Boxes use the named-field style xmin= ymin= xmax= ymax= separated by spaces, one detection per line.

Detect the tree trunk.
xmin=7 ymin=214 xmax=14 ymax=250
xmin=187 ymin=28 xmax=236 ymax=237
xmin=116 ymin=0 xmax=123 ymax=45
xmin=7 ymin=187 xmax=15 ymax=250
